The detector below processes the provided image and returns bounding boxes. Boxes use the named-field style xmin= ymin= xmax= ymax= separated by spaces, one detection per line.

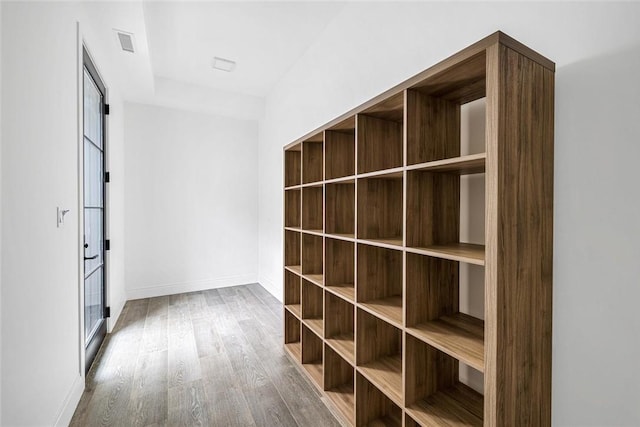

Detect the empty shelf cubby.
xmin=302 ymin=185 xmax=323 ymax=232
xmin=325 ymin=117 xmax=355 ymax=180
xmin=405 ymin=334 xmax=483 ymax=426
xmin=284 ymin=269 xmax=301 ymax=319
xmin=325 ymin=291 xmax=355 ymax=364
xmin=284 ymin=230 xmax=301 ymax=274
xmin=301 ymin=234 xmax=323 ymax=286
xmin=357 ymin=173 xmax=403 ymax=247
xmin=302 ymin=323 xmax=323 ymax=388
xmin=284 ymin=310 xmax=301 ymax=362
xmin=303 ymin=135 xmax=323 ymax=184
xmin=357 ymin=93 xmax=404 ymax=174
xmin=406 ymin=167 xmax=485 ymax=266
xmin=285 ymin=144 xmax=302 ymax=187
xmin=355 ymin=373 xmax=402 ymax=427
xmin=356 ymin=308 xmax=403 ymax=406
xmin=325 ymin=238 xmax=355 ymax=302
xmin=405 ymin=253 xmax=484 ymax=373
xmin=302 ymin=278 xmax=323 ymax=337
xmin=357 ymin=244 xmax=403 ymax=327
xmin=324 ymin=344 xmax=355 ymax=426
xmin=285 ymin=188 xmax=301 ymax=229
xmin=325 ymin=181 xmax=355 ymax=238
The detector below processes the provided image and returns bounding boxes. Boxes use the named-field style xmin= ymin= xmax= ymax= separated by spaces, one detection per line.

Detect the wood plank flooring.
xmin=70 ymin=284 xmax=342 ymax=427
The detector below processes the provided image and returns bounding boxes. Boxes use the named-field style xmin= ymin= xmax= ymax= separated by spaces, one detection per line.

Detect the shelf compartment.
xmin=301 ymin=233 xmax=323 ymax=277
xmin=302 ymin=278 xmax=323 ymax=338
xmin=285 ymin=188 xmax=301 ymax=228
xmin=284 ymin=310 xmax=301 ymax=362
xmin=301 ymin=324 xmax=323 ymax=388
xmin=326 ymin=182 xmax=355 ymax=237
xmin=284 ymin=267 xmax=300 ymax=303
xmin=406 ymin=253 xmax=484 ymax=371
xmin=356 ymin=373 xmax=402 ymax=427
xmin=405 ymin=334 xmax=483 ymax=426
xmin=284 ymin=230 xmax=301 ymax=270
xmin=356 ymin=308 xmax=403 ymax=405
xmin=357 ymin=94 xmax=403 ymax=174
xmin=302 ymin=135 xmax=323 ymax=184
xmin=357 ymin=174 xmax=403 ymax=245
xmin=406 ymin=168 xmax=485 ymax=264
xmin=324 ymin=344 xmax=355 ymax=425
xmin=325 ymin=124 xmax=355 ymax=180
xmin=325 ymin=291 xmax=355 ymax=365
xmin=357 ymin=244 xmax=403 ymax=327
xmin=302 ymin=185 xmax=323 ymax=232
xmin=325 ymin=238 xmax=355 ymax=303
xmin=285 ymin=144 xmax=302 ymax=187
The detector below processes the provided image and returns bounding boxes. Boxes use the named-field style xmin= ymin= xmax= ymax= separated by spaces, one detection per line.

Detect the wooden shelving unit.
xmin=283 ymin=31 xmax=554 ymax=426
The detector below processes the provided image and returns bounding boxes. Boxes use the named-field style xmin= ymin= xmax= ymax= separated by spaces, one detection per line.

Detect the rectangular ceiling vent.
xmin=114 ymin=30 xmax=135 ymax=53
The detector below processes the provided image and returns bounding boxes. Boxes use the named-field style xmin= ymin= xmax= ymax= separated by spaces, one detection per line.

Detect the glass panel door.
xmin=83 ymin=49 xmax=107 ymax=373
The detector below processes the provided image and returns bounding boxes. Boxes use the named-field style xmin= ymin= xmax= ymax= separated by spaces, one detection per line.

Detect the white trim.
xmin=126 ymin=274 xmax=258 ymax=300
xmin=53 ymin=375 xmax=85 ymax=427
xmin=258 ymin=275 xmax=282 ymax=302
xmin=76 ymin=21 xmax=86 ymax=379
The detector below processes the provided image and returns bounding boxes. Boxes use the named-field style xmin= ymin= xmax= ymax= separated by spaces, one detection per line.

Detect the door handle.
xmin=84 ymin=254 xmax=99 ymax=260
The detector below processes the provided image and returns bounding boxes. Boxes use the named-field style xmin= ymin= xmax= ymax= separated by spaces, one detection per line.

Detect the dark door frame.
xmin=82 ymin=46 xmax=108 ymax=374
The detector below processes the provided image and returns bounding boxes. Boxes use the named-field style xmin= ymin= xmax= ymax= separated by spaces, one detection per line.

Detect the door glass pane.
xmin=84 ymin=208 xmax=103 ymax=274
xmin=84 ymin=267 xmax=103 ymax=340
xmin=83 ymin=69 xmax=102 ymax=147
xmin=84 ymin=139 xmax=102 ymax=207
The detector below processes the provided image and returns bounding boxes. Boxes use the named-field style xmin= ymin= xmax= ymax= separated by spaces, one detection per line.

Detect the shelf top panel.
xmin=284 ymin=31 xmax=554 ymax=150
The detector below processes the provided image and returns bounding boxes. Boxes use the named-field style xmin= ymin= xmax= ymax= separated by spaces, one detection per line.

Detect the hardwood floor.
xmin=70 ymin=284 xmax=342 ymax=427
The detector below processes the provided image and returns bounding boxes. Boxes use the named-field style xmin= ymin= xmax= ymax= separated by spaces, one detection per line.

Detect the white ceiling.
xmin=143 ymin=2 xmax=346 ymax=98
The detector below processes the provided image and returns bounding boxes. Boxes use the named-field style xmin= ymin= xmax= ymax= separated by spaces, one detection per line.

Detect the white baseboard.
xmin=126 ymin=274 xmax=258 ymax=300
xmin=258 ymin=275 xmax=282 ymax=302
xmin=54 ymin=375 xmax=84 ymax=427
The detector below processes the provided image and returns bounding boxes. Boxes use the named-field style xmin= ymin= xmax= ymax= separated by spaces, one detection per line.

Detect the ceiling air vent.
xmin=212 ymin=57 xmax=236 ymax=72
xmin=114 ymin=30 xmax=135 ymax=53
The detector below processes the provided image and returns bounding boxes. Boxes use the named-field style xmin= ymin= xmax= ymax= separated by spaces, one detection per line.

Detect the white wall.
xmin=1 ymin=2 xmax=126 ymax=425
xmin=257 ymin=2 xmax=640 ymax=425
xmin=124 ymin=103 xmax=258 ymax=299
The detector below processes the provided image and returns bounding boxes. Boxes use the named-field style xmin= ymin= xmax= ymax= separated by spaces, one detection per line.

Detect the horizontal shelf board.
xmin=357 ymin=168 xmax=404 ymax=180
xmin=284 ymin=184 xmax=302 ymax=190
xmin=303 ymin=273 xmax=324 ymax=287
xmin=326 ymin=333 xmax=355 ymax=366
xmin=357 ymin=238 xmax=404 ymax=250
xmin=326 ymin=233 xmax=356 ymax=242
xmin=406 ymin=313 xmax=485 ymax=372
xmin=358 ymin=297 xmax=403 ymax=329
xmin=405 ymin=382 xmax=483 ymax=427
xmin=285 ymin=265 xmax=302 ymax=275
xmin=284 ymin=342 xmax=301 ymax=362
xmin=303 ymin=318 xmax=324 ymax=338
xmin=302 ymin=361 xmax=323 ymax=388
xmin=407 ymin=153 xmax=486 ymax=175
xmin=366 ymin=413 xmax=402 ymax=427
xmin=301 ymin=229 xmax=324 ymax=237
xmin=358 ymin=355 xmax=403 ymax=406
xmin=285 ymin=304 xmax=302 ymax=320
xmin=325 ymin=175 xmax=356 ymax=185
xmin=406 ymin=243 xmax=485 ymax=266
xmin=301 ymin=181 xmax=324 ymax=188
xmin=326 ymin=383 xmax=355 ymax=426
xmin=325 ymin=284 xmax=355 ymax=303
xmin=284 ymin=226 xmax=302 ymax=232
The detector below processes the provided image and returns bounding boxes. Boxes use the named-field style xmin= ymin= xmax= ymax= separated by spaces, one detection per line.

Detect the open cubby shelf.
xmin=357 ymin=245 xmax=403 ymax=328
xmin=325 ymin=291 xmax=355 ymax=365
xmin=284 ymin=32 xmax=554 ymax=426
xmin=325 ymin=345 xmax=356 ymax=425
